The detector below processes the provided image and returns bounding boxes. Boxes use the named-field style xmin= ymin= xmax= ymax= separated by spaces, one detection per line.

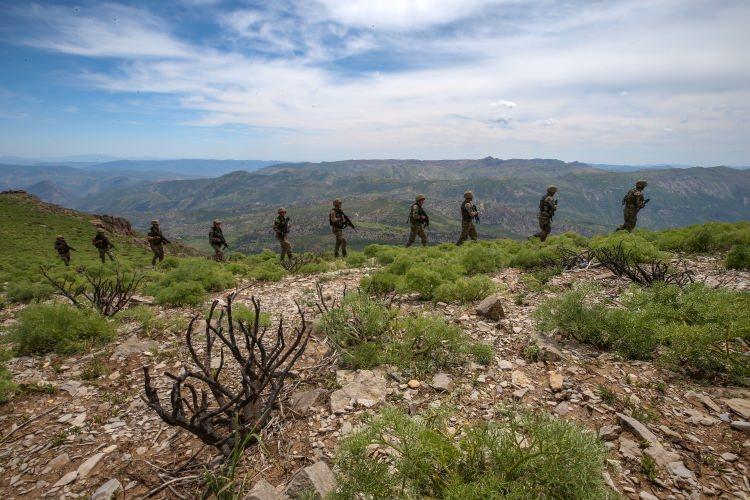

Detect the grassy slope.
xmin=0 ymin=193 xmax=187 ymax=284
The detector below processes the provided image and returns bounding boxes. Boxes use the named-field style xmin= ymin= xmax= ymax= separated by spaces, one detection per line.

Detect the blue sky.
xmin=0 ymin=0 xmax=749 ymax=164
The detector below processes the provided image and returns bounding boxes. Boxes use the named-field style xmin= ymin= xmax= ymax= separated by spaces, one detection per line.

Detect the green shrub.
xmin=118 ymin=305 xmax=187 ymax=336
xmin=399 ymin=266 xmax=444 ymax=299
xmin=536 ymin=282 xmax=750 ymax=383
xmin=6 ymin=280 xmax=53 ymax=304
xmin=345 ymin=251 xmax=367 ymax=267
xmin=297 ymin=262 xmax=330 ymax=275
xmin=433 ymin=275 xmax=498 ymax=303
xmin=155 ymin=258 xmax=234 ymax=292
xmin=651 ymin=222 xmax=750 ymax=253
xmin=332 ymin=408 xmax=611 ymax=499
xmin=9 ymin=304 xmax=115 ymax=355
xmin=460 ymin=244 xmax=507 ymax=274
xmin=231 ymin=303 xmax=272 ymax=327
xmin=153 ymin=281 xmax=207 ymax=307
xmin=361 ymin=271 xmax=399 ymax=295
xmin=247 ymin=260 xmax=286 ymax=281
xmin=589 ymin=232 xmax=664 ymax=262
xmin=726 ymin=245 xmax=750 ymax=270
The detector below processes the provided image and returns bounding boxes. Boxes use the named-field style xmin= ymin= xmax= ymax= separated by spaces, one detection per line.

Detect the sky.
xmin=0 ymin=0 xmax=749 ymax=165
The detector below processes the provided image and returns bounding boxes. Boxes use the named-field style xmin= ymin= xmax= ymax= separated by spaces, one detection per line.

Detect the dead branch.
xmin=40 ymin=264 xmax=144 ymax=317
xmin=280 ymin=253 xmax=318 ymax=273
xmin=142 ymin=290 xmax=311 ymax=457
xmin=591 ymin=244 xmax=694 ymax=287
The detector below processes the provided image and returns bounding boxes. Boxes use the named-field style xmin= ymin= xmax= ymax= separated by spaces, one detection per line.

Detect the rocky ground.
xmin=0 ymin=258 xmax=749 ymax=499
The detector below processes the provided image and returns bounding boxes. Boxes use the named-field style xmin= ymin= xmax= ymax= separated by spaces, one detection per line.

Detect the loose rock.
xmin=284 ymin=462 xmax=336 ymax=499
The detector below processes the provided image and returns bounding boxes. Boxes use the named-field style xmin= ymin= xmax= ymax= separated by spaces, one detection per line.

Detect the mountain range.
xmin=46 ymin=157 xmax=750 ymax=254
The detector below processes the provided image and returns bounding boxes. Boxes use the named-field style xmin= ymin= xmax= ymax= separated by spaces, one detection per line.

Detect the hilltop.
xmin=0 ymin=207 xmax=748 ymax=498
xmin=69 ymin=158 xmax=750 ymax=253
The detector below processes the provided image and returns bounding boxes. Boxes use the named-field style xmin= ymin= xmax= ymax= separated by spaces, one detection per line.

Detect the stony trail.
xmin=1 ymin=260 xmax=749 ymax=499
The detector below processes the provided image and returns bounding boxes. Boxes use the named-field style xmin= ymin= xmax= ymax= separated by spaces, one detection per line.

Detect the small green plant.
xmin=523 ymin=344 xmax=540 ymax=362
xmin=432 ymin=275 xmax=498 ymax=303
xmin=18 ymin=382 xmax=58 ymax=395
xmin=9 ymin=304 xmax=116 ymax=356
xmin=0 ymin=361 xmax=17 ymax=403
xmin=152 ymin=281 xmax=207 ymax=307
xmin=81 ymin=355 xmax=109 ymax=380
xmin=726 ymin=245 xmax=750 ymax=270
xmin=640 ymin=455 xmax=658 ymax=482
xmin=230 ymin=303 xmax=272 ymax=327
xmin=5 ymin=280 xmax=53 ymax=304
xmin=204 ymin=432 xmax=258 ymax=499
xmin=597 ymin=385 xmax=618 ymax=406
xmin=332 ymin=407 xmax=612 ymax=499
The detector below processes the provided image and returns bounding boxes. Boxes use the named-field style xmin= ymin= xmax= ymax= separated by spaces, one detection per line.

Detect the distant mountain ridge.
xmin=67 ymin=158 xmax=750 ymax=254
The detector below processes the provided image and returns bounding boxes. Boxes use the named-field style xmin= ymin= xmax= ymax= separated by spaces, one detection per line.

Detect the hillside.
xmin=0 ymin=220 xmax=748 ymax=498
xmin=73 ymin=158 xmax=750 ymax=253
xmin=0 ymin=191 xmax=201 ymax=291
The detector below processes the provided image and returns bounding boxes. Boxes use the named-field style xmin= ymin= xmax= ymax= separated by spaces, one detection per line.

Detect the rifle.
xmin=423 ymin=212 xmax=430 ymax=228
xmin=68 ymin=245 xmax=77 ymax=252
xmin=342 ymin=212 xmax=358 ymax=232
xmin=160 ymin=235 xmax=171 ymax=244
xmin=637 ymin=198 xmax=650 ymax=212
xmin=471 ymin=204 xmax=480 ymax=224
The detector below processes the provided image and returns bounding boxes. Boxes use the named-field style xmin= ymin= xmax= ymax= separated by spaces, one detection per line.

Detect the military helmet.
xmin=416 ymin=194 xmax=426 ymax=202
xmin=635 ymin=179 xmax=648 ymax=189
xmin=278 ymin=207 xmax=287 ymax=214
xmin=333 ymin=198 xmax=342 ymax=206
xmin=213 ymin=219 xmax=222 ymax=225
xmin=547 ymin=185 xmax=558 ymax=193
xmin=56 ymin=235 xmax=65 ymax=240
xmin=97 ymin=228 xmax=105 ymax=234
xmin=151 ymin=220 xmax=159 ymax=225
xmin=464 ymin=190 xmax=474 ymax=199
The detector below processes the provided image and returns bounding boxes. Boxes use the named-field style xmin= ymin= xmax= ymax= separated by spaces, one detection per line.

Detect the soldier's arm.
xmin=466 ymin=202 xmax=478 ymax=216
xmin=636 ymin=192 xmax=645 ymax=209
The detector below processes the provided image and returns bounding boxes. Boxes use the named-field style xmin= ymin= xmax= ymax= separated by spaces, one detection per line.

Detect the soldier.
xmin=532 ymin=186 xmax=558 ymax=242
xmin=147 ymin=220 xmax=170 ymax=267
xmin=209 ymin=219 xmax=228 ymax=261
xmin=456 ymin=191 xmax=479 ymax=245
xmin=405 ymin=194 xmax=429 ymax=247
xmin=54 ymin=235 xmax=75 ymax=266
xmin=616 ymin=180 xmax=649 ymax=232
xmin=273 ymin=208 xmax=293 ymax=261
xmin=92 ymin=228 xmax=115 ymax=263
xmin=329 ymin=199 xmax=355 ymax=258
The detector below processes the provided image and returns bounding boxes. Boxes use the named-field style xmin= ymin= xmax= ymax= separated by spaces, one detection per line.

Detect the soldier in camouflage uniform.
xmin=273 ymin=207 xmax=293 ymax=261
xmin=616 ymin=180 xmax=648 ymax=232
xmin=92 ymin=228 xmax=115 ymax=263
xmin=147 ymin=220 xmax=169 ymax=267
xmin=329 ymin=199 xmax=350 ymax=258
xmin=456 ymin=191 xmax=479 ymax=245
xmin=55 ymin=235 xmax=74 ymax=266
xmin=405 ymin=194 xmax=429 ymax=247
xmin=532 ymin=186 xmax=558 ymax=242
xmin=209 ymin=220 xmax=227 ymax=262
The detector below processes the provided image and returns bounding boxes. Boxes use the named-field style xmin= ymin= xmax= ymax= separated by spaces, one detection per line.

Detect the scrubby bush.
xmin=650 ymin=221 xmax=750 ymax=253
xmin=361 ymin=271 xmax=399 ymax=295
xmin=460 ymin=243 xmax=508 ymax=274
xmin=231 ymin=303 xmax=271 ymax=327
xmin=589 ymin=232 xmax=664 ymax=262
xmin=246 ymin=260 xmax=286 ymax=281
xmin=332 ymin=408 xmax=611 ymax=499
xmin=9 ymin=304 xmax=115 ymax=355
xmin=726 ymin=245 xmax=750 ymax=270
xmin=6 ymin=280 xmax=53 ymax=304
xmin=318 ymin=294 xmax=488 ymax=373
xmin=0 ymin=354 xmax=16 ymax=403
xmin=536 ymin=282 xmax=750 ymax=383
xmin=433 ymin=275 xmax=498 ymax=303
xmin=156 ymin=258 xmax=234 ymax=292
xmin=399 ymin=266 xmax=444 ymax=299
xmin=118 ymin=305 xmax=187 ymax=336
xmin=345 ymin=251 xmax=368 ymax=267
xmin=153 ymin=281 xmax=207 ymax=307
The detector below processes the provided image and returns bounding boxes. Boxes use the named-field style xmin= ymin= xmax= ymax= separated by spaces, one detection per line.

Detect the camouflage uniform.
xmin=406 ymin=195 xmax=428 ymax=247
xmin=147 ymin=221 xmax=166 ymax=266
xmin=617 ymin=180 xmax=648 ymax=232
xmin=55 ymin=236 xmax=72 ymax=266
xmin=92 ymin=230 xmax=114 ymax=263
xmin=209 ymin=220 xmax=227 ymax=261
xmin=273 ymin=208 xmax=293 ymax=261
xmin=533 ymin=186 xmax=558 ymax=242
xmin=456 ymin=191 xmax=479 ymax=245
xmin=329 ymin=200 xmax=348 ymax=258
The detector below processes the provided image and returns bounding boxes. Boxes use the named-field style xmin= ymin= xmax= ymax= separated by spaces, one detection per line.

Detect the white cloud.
xmin=4 ymin=0 xmax=750 ymax=163
xmin=490 ymin=100 xmax=516 ymax=109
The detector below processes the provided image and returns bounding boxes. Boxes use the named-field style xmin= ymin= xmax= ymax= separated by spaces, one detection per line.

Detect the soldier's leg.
xmin=98 ymin=248 xmax=106 ymax=263
xmin=539 ymin=218 xmax=551 ymax=242
xmin=150 ymin=244 xmax=158 ymax=266
xmin=284 ymin=239 xmax=293 ymax=260
xmin=60 ymin=252 xmax=70 ymax=266
xmin=276 ymin=235 xmax=285 ymax=260
xmin=456 ymin=221 xmax=470 ymax=245
xmin=158 ymin=245 xmax=164 ymax=263
xmin=418 ymin=226 xmax=427 ymax=246
xmin=333 ymin=230 xmax=341 ymax=257
xmin=341 ymin=235 xmax=347 ymax=258
xmin=107 ymin=249 xmax=115 ymax=262
xmin=469 ymin=222 xmax=478 ymax=241
xmin=406 ymin=225 xmax=418 ymax=247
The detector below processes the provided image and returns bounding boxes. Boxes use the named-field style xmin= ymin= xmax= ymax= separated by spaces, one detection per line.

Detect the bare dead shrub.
xmin=142 ymin=290 xmax=310 ymax=456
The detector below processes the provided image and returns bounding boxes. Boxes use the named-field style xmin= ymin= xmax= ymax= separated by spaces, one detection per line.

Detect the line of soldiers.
xmin=54 ymin=220 xmax=169 ymax=267
xmin=53 ymin=181 xmax=650 ymax=265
